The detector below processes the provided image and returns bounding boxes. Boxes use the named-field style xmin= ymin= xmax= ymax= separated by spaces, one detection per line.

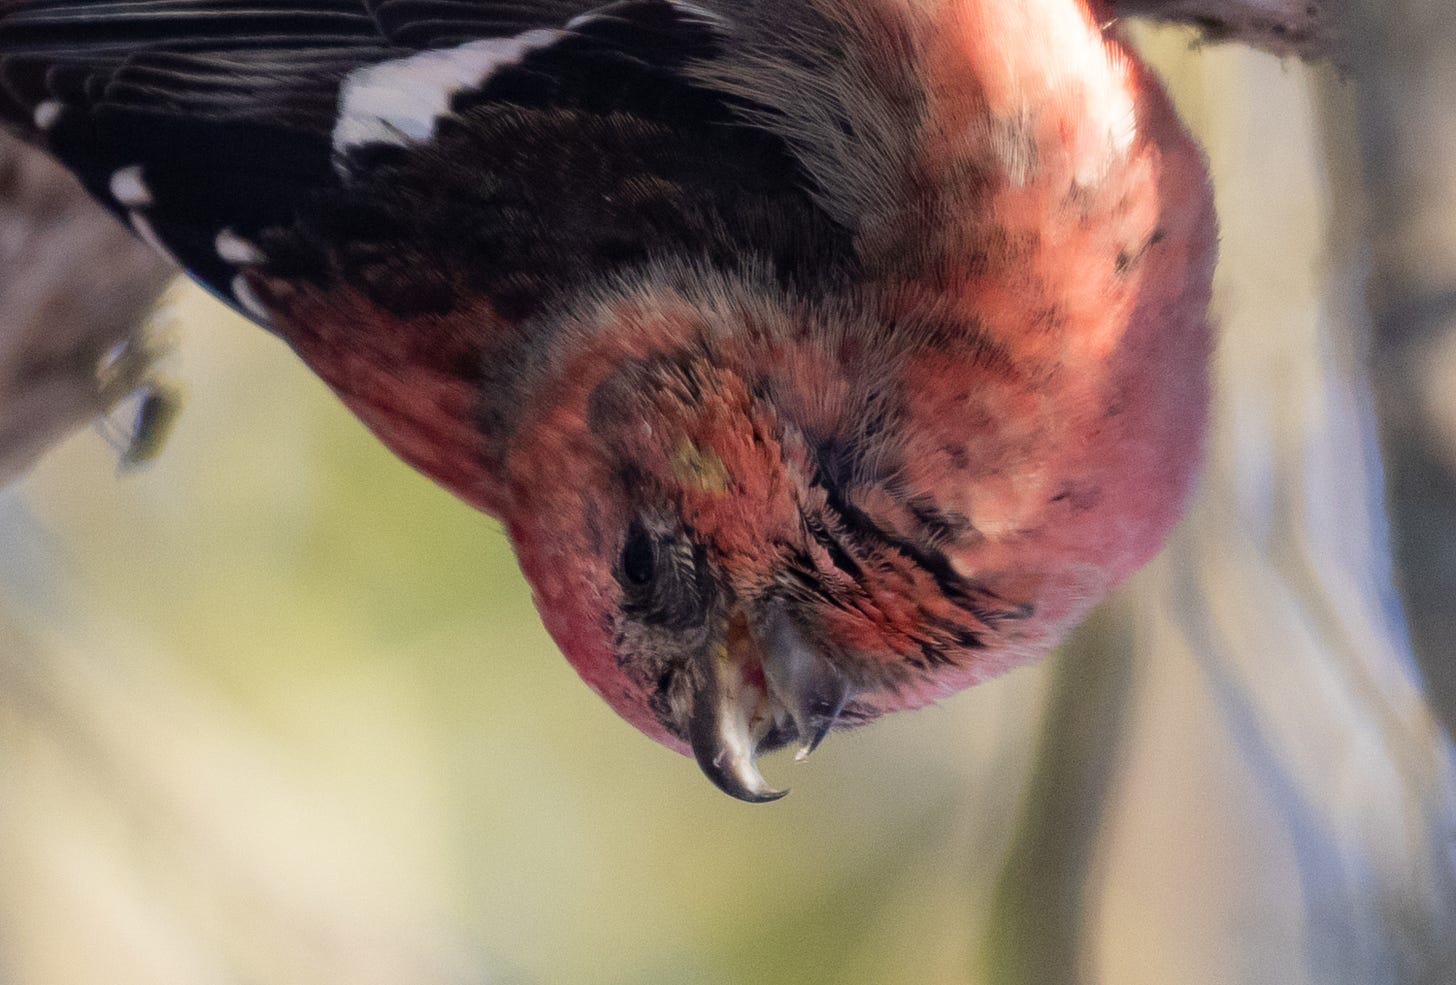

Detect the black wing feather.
xmin=0 ymin=0 xmax=853 ymax=324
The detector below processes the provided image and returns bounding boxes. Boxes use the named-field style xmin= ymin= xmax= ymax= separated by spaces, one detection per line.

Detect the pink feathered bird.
xmin=0 ymin=0 xmax=1215 ymax=799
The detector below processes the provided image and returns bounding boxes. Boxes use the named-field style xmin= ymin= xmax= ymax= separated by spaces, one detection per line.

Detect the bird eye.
xmin=617 ymin=522 xmax=711 ymax=631
xmin=621 ymin=523 xmax=657 ymax=587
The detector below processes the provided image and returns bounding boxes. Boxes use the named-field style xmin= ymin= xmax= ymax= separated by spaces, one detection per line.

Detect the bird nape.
xmin=0 ymin=0 xmax=1216 ymax=801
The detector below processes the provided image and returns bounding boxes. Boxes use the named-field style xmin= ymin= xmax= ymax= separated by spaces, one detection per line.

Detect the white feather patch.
xmin=332 ymin=30 xmax=567 ymax=157
xmin=127 ymin=212 xmax=175 ymax=263
xmin=32 ymin=100 xmax=63 ymax=131
xmin=215 ymin=228 xmax=266 ymax=266
xmin=110 ymin=165 xmax=152 ymax=208
xmin=563 ymin=11 xmax=601 ymax=30
xmin=659 ymin=0 xmax=726 ymax=29
xmin=230 ymin=275 xmax=273 ymax=324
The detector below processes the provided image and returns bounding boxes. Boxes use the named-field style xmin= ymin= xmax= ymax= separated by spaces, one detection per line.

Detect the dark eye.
xmin=616 ymin=522 xmax=712 ymax=630
xmin=621 ymin=523 xmax=657 ymax=587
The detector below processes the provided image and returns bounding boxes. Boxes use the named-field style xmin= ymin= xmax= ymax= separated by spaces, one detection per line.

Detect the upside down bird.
xmin=0 ymin=0 xmax=1216 ymax=800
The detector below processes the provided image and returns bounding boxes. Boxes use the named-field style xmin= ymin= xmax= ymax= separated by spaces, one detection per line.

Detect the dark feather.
xmin=0 ymin=0 xmax=855 ymax=323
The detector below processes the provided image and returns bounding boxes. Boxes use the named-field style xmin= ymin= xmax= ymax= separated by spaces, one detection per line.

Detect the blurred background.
xmin=2 ymin=7 xmax=1455 ymax=985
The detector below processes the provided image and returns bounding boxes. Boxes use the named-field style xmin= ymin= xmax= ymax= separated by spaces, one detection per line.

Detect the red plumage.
xmin=0 ymin=0 xmax=1216 ymax=799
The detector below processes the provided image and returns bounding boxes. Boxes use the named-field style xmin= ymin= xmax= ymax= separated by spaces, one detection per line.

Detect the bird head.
xmin=501 ymin=288 xmax=1024 ymax=801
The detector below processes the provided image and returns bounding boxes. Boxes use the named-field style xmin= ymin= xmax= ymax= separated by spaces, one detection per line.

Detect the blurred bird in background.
xmin=0 ymin=128 xmax=175 ymax=485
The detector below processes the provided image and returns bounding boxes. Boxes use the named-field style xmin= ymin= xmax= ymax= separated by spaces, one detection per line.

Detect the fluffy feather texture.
xmin=0 ymin=0 xmax=1217 ymax=798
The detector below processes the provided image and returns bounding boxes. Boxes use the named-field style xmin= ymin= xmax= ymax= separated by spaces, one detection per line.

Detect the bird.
xmin=0 ymin=0 xmax=1216 ymax=801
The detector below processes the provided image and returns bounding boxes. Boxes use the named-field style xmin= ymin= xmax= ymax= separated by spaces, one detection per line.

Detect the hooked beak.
xmin=688 ymin=607 xmax=851 ymax=803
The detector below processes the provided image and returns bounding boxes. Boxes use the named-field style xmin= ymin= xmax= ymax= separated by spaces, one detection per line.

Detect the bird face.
xmin=505 ymin=339 xmax=864 ymax=801
xmin=501 ymin=299 xmax=1037 ymax=801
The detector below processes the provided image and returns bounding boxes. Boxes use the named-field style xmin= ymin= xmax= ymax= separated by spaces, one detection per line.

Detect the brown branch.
xmin=1107 ymin=0 xmax=1333 ymax=57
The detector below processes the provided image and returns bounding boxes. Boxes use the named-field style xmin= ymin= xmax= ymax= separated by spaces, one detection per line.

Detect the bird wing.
xmin=0 ymin=0 xmax=855 ymax=323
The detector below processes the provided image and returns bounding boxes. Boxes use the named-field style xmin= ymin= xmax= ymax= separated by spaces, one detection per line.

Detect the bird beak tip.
xmin=686 ymin=606 xmax=851 ymax=803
